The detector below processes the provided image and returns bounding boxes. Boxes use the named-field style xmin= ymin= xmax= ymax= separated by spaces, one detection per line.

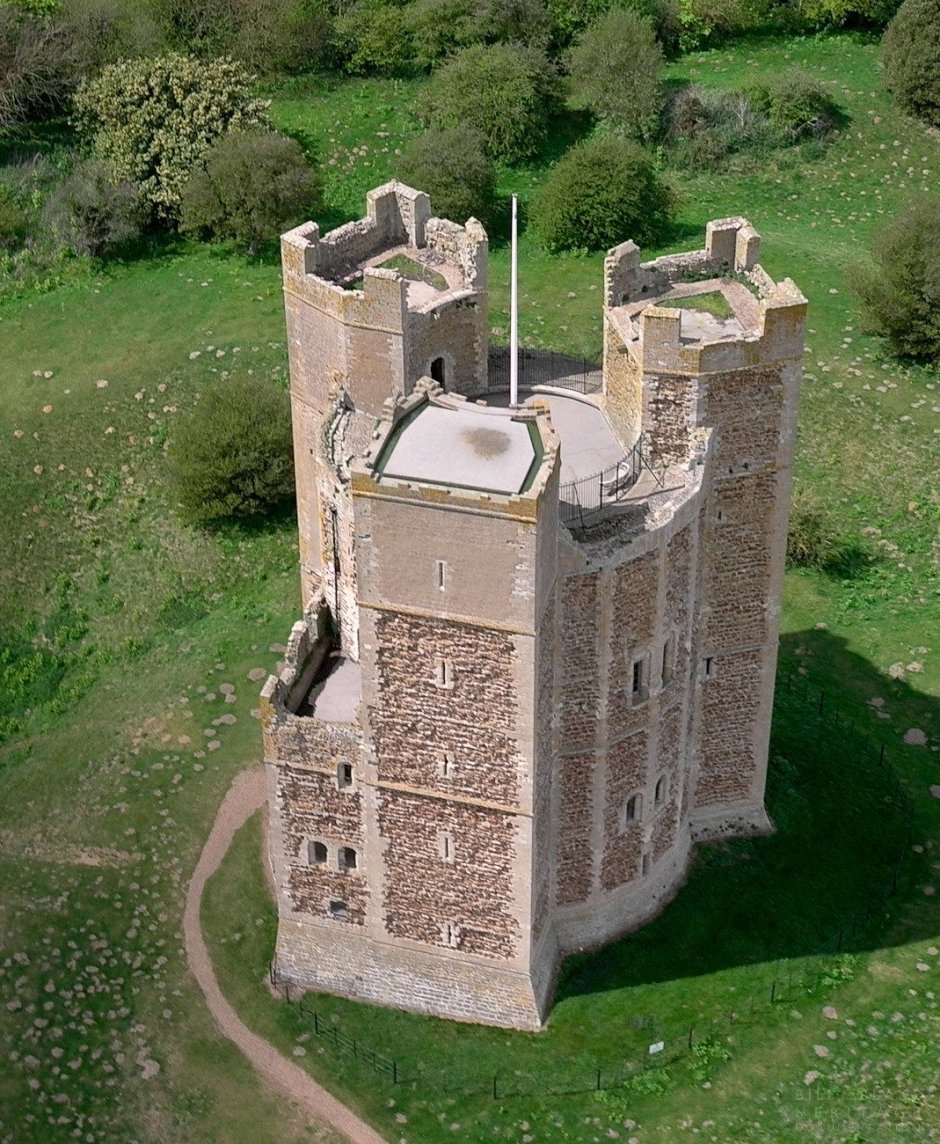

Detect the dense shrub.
xmin=61 ymin=0 xmax=163 ymax=73
xmin=333 ymin=0 xmax=414 ymax=76
xmin=849 ymin=194 xmax=940 ymax=361
xmin=0 ymin=185 xmax=30 ymax=251
xmin=675 ymin=0 xmax=773 ymax=50
xmin=881 ymin=0 xmax=940 ymax=128
xmin=474 ymin=0 xmax=552 ymax=49
xmin=168 ymin=375 xmax=296 ymax=526
xmin=546 ymin=0 xmax=679 ymax=52
xmin=0 ymin=1 xmax=164 ymax=134
xmin=44 ymin=160 xmax=144 ymax=258
xmin=416 ymin=43 xmax=557 ymax=164
xmin=746 ymin=70 xmax=842 ymax=141
xmin=406 ymin=0 xmax=476 ymax=69
xmin=567 ymin=9 xmax=663 ymax=140
xmin=665 ymin=85 xmax=772 ymax=169
xmin=779 ymin=0 xmax=900 ymax=28
xmin=397 ymin=127 xmax=496 ymax=225
xmin=154 ymin=0 xmax=330 ymax=73
xmin=532 ymin=136 xmax=674 ymax=252
xmin=180 ymin=130 xmax=321 ymax=254
xmin=0 ymin=5 xmax=74 ymax=131
xmin=73 ymin=53 xmax=270 ymax=220
xmin=786 ymin=490 xmax=862 ymax=573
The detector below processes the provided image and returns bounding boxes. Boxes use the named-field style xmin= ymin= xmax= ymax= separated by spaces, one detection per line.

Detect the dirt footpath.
xmin=183 ymin=768 xmax=389 ymax=1144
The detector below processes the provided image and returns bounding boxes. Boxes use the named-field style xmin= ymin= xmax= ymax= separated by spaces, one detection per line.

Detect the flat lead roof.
xmin=377 ymin=403 xmax=539 ymax=495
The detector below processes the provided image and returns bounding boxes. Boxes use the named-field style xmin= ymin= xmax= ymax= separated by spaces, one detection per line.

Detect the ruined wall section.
xmin=603 ymin=218 xmax=762 ymax=312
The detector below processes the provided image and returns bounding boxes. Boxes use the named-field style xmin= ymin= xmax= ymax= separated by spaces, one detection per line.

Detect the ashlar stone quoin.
xmin=260 ymin=181 xmax=807 ymax=1031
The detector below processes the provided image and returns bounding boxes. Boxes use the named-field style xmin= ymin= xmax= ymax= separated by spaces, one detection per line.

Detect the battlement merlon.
xmin=604 ymin=217 xmax=769 ymax=310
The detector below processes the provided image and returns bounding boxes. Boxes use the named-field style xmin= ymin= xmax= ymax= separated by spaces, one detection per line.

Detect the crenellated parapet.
xmin=604 ymin=217 xmax=763 ymax=310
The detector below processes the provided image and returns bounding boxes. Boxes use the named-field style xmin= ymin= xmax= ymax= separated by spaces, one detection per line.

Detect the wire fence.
xmin=269 ymin=673 xmax=917 ymax=1099
xmin=487 ymin=347 xmax=602 ymax=395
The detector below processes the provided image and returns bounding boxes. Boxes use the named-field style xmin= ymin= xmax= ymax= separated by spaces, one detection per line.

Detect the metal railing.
xmin=487 ymin=347 xmax=602 ymax=395
xmin=559 ymin=436 xmax=646 ymax=528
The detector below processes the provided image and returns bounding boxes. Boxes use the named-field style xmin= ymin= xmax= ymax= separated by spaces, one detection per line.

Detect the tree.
xmin=168 ymin=374 xmax=296 ymax=526
xmin=73 ymin=53 xmax=270 ymax=220
xmin=881 ymin=0 xmax=940 ymax=128
xmin=44 ymin=159 xmax=145 ymax=258
xmin=849 ymin=194 xmax=940 ymax=361
xmin=532 ymin=136 xmax=675 ymax=252
xmin=415 ymin=42 xmax=557 ymax=164
xmin=566 ymin=8 xmax=663 ymax=140
xmin=180 ymin=130 xmax=321 ymax=255
xmin=397 ymin=127 xmax=496 ymax=226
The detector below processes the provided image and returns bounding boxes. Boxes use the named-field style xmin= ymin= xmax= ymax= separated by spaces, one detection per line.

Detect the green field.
xmin=1 ymin=28 xmax=938 ymax=1144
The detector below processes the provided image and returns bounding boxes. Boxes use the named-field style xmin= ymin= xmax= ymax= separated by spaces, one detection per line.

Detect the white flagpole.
xmin=510 ymin=194 xmax=518 ymax=408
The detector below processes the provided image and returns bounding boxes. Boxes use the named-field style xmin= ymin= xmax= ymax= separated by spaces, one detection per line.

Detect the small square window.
xmin=329 ymin=900 xmax=349 ymax=920
xmin=337 ymin=762 xmax=353 ymax=789
xmin=309 ymin=840 xmax=328 ymax=865
xmin=339 ymin=846 xmax=357 ymax=871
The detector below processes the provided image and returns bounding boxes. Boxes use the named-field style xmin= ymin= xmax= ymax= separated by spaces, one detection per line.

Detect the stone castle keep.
xmin=261 ymin=182 xmax=807 ymax=1030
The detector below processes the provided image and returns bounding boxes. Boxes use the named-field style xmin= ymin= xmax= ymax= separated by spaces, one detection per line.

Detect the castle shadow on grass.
xmin=555 ymin=627 xmax=936 ymax=1004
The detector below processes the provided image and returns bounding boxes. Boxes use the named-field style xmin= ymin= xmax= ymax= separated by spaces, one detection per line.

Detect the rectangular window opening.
xmin=704 ymin=656 xmax=715 ymax=679
xmin=329 ymin=900 xmax=349 ymax=920
xmin=436 ymin=559 xmax=447 ymax=591
xmin=661 ymin=635 xmax=675 ymax=686
xmin=624 ymin=794 xmax=641 ymax=825
xmin=337 ymin=762 xmax=353 ymax=789
xmin=440 ymin=751 xmax=453 ymax=778
xmin=631 ymin=654 xmax=649 ymax=705
xmin=443 ymin=922 xmax=460 ymax=948
xmin=439 ymin=833 xmax=455 ymax=862
xmin=435 ymin=659 xmax=454 ymax=689
xmin=655 ymin=776 xmax=666 ymax=807
xmin=641 ymin=853 xmax=651 ymax=877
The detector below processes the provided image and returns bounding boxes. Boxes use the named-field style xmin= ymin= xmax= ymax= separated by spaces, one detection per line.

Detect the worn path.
xmin=183 ymin=767 xmax=388 ymax=1144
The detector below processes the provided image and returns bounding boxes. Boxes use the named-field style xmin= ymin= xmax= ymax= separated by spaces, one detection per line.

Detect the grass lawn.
xmin=659 ymin=291 xmax=735 ymax=319
xmin=0 ymin=26 xmax=938 ymax=1144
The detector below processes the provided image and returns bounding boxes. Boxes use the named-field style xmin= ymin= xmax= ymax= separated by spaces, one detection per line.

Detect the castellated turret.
xmin=261 ymin=183 xmax=806 ymax=1031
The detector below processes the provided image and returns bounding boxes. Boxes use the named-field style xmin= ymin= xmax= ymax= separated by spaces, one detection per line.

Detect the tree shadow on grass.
xmin=555 ymin=627 xmax=938 ymax=1004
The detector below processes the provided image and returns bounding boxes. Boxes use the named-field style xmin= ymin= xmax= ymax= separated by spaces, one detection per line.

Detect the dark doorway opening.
xmin=430 ymin=357 xmax=446 ymax=385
